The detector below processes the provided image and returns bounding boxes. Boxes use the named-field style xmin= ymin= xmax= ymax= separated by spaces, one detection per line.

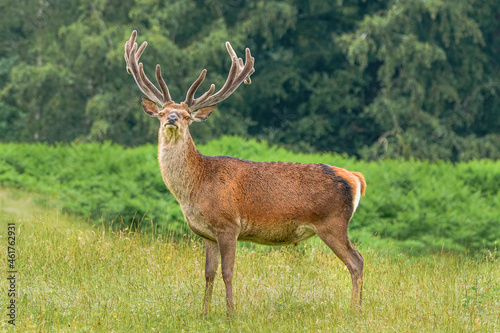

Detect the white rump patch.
xmin=353 ymin=177 xmax=361 ymax=213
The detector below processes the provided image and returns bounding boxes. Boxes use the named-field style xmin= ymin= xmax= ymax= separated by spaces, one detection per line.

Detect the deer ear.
xmin=192 ymin=105 xmax=217 ymax=122
xmin=141 ymin=97 xmax=160 ymax=117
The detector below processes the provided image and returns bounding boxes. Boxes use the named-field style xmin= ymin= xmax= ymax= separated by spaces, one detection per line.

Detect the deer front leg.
xmin=202 ymin=239 xmax=220 ymax=315
xmin=216 ymin=232 xmax=238 ymax=315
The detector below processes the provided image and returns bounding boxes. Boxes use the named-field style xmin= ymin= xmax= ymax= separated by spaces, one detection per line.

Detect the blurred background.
xmin=1 ymin=0 xmax=499 ymax=161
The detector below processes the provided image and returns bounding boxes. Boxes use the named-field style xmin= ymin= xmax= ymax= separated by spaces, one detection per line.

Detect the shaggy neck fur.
xmin=157 ymin=127 xmax=203 ymax=203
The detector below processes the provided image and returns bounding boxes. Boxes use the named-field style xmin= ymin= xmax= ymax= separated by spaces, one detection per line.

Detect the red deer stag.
xmin=124 ymin=30 xmax=366 ymax=314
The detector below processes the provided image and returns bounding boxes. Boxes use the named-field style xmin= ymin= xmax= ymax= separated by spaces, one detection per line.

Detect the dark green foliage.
xmin=0 ymin=0 xmax=498 ymax=160
xmin=340 ymin=0 xmax=500 ymax=160
xmin=1 ymin=138 xmax=498 ymax=254
xmin=0 ymin=142 xmax=183 ymax=232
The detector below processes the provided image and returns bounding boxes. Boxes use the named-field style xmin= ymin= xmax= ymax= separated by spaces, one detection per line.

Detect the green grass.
xmin=1 ymin=138 xmax=499 ymax=254
xmin=1 ymin=189 xmax=499 ymax=332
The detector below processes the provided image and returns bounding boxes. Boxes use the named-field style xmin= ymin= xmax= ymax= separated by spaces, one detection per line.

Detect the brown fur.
xmin=125 ymin=34 xmax=365 ymax=314
xmin=145 ymin=102 xmax=366 ymax=314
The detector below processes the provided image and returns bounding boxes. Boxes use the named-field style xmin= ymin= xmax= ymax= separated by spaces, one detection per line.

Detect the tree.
xmin=0 ymin=0 xmax=498 ymax=160
xmin=340 ymin=0 xmax=500 ymax=160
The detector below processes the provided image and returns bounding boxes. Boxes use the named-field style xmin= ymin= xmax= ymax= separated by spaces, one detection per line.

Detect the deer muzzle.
xmin=165 ymin=115 xmax=178 ymax=128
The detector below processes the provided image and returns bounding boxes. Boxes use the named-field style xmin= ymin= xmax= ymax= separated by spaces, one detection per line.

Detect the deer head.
xmin=124 ymin=30 xmax=255 ymax=142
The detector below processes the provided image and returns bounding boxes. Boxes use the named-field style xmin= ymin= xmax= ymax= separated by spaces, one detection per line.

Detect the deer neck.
xmin=157 ymin=129 xmax=203 ymax=203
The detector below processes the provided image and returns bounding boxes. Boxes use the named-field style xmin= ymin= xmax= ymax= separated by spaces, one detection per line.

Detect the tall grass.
xmin=0 ymin=137 xmax=499 ymax=254
xmin=1 ymin=189 xmax=499 ymax=332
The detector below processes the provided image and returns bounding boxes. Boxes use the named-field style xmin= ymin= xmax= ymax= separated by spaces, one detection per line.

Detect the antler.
xmin=125 ymin=30 xmax=255 ymax=111
xmin=124 ymin=30 xmax=172 ymax=106
xmin=184 ymin=42 xmax=255 ymax=112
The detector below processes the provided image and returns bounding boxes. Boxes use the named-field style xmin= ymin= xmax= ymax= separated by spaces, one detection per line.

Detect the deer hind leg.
xmin=216 ymin=232 xmax=238 ymax=315
xmin=203 ymin=239 xmax=220 ymax=315
xmin=315 ymin=222 xmax=364 ymax=310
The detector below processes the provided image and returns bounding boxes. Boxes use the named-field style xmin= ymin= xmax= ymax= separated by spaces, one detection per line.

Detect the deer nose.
xmin=166 ymin=115 xmax=178 ymax=124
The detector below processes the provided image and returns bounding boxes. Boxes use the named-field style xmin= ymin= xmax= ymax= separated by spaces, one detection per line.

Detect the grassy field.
xmin=1 ymin=189 xmax=499 ymax=332
xmin=2 ymin=139 xmax=499 ymax=254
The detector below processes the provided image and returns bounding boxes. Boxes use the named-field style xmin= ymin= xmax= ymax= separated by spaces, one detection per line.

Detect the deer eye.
xmin=158 ymin=112 xmax=165 ymax=117
xmin=184 ymin=116 xmax=191 ymax=121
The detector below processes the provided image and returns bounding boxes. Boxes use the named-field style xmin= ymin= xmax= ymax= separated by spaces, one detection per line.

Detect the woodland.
xmin=0 ymin=0 xmax=499 ymax=160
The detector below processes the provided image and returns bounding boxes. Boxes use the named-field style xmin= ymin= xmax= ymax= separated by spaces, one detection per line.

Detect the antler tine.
xmin=242 ymin=48 xmax=255 ymax=84
xmin=226 ymin=43 xmax=254 ymax=84
xmin=136 ymin=41 xmax=147 ymax=65
xmin=126 ymin=35 xmax=161 ymax=103
xmin=187 ymin=42 xmax=255 ymax=112
xmin=183 ymin=54 xmax=238 ymax=108
xmin=211 ymin=57 xmax=239 ymax=100
xmin=205 ymin=45 xmax=254 ymax=103
xmin=124 ymin=30 xmax=136 ymax=73
xmin=156 ymin=64 xmax=172 ymax=104
xmin=124 ymin=30 xmax=172 ymax=106
xmin=192 ymin=84 xmax=215 ymax=106
xmin=137 ymin=61 xmax=164 ymax=103
xmin=126 ymin=42 xmax=161 ymax=104
xmin=184 ymin=69 xmax=207 ymax=106
xmin=242 ymin=48 xmax=255 ymax=83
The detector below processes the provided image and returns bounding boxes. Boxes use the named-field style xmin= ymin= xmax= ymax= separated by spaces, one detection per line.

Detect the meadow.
xmin=1 ymin=137 xmax=499 ymax=331
xmin=1 ymin=137 xmax=499 ymax=254
xmin=1 ymin=188 xmax=499 ymax=332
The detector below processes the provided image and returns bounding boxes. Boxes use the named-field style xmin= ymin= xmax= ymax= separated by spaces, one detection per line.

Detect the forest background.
xmin=1 ymin=0 xmax=499 ymax=160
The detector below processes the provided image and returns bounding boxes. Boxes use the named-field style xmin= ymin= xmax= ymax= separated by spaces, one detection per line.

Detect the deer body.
xmin=159 ymin=132 xmax=364 ymax=245
xmin=125 ymin=30 xmax=366 ymax=314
